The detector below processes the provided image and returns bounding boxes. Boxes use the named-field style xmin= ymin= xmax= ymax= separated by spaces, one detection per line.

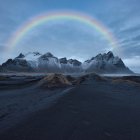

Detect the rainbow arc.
xmin=7 ymin=11 xmax=118 ymax=51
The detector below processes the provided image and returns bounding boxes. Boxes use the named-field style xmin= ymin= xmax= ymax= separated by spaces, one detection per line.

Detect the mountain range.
xmin=0 ymin=51 xmax=133 ymax=74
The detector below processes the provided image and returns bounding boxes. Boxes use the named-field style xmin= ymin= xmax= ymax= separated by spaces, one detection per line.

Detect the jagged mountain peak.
xmin=107 ymin=51 xmax=114 ymax=56
xmin=43 ymin=52 xmax=54 ymax=57
xmin=68 ymin=59 xmax=82 ymax=66
xmin=25 ymin=52 xmax=42 ymax=57
xmin=104 ymin=51 xmax=114 ymax=60
xmin=32 ymin=52 xmax=42 ymax=56
xmin=39 ymin=52 xmax=55 ymax=60
xmin=15 ymin=53 xmax=25 ymax=59
xmin=59 ymin=58 xmax=67 ymax=64
xmin=15 ymin=52 xmax=42 ymax=60
xmin=87 ymin=51 xmax=115 ymax=62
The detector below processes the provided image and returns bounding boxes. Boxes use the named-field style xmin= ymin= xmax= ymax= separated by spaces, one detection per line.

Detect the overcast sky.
xmin=0 ymin=0 xmax=140 ymax=73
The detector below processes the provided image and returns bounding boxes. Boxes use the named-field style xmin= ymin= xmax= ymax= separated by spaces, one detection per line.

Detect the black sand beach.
xmin=0 ymin=74 xmax=140 ymax=140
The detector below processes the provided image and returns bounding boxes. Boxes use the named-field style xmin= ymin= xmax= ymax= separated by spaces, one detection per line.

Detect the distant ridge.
xmin=0 ymin=51 xmax=133 ymax=74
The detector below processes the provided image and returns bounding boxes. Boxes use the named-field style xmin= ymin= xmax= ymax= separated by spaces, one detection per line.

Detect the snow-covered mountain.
xmin=82 ymin=51 xmax=132 ymax=73
xmin=0 ymin=51 xmax=133 ymax=74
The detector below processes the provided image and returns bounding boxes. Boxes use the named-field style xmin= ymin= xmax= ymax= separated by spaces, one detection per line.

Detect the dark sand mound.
xmin=0 ymin=75 xmax=42 ymax=89
xmin=122 ymin=76 xmax=140 ymax=84
xmin=38 ymin=73 xmax=105 ymax=89
xmin=83 ymin=73 xmax=106 ymax=81
xmin=39 ymin=73 xmax=72 ymax=88
xmin=112 ymin=76 xmax=140 ymax=85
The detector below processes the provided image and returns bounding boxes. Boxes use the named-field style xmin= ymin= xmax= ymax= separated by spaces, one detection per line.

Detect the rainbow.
xmin=7 ymin=11 xmax=118 ymax=51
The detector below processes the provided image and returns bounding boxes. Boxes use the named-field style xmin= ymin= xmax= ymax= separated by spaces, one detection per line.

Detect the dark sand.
xmin=0 ymin=75 xmax=140 ymax=140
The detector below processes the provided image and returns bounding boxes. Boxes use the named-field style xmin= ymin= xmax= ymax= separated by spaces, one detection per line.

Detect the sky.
xmin=0 ymin=0 xmax=140 ymax=73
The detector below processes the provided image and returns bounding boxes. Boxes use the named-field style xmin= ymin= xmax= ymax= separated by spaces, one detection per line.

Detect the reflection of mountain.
xmin=0 ymin=51 xmax=133 ymax=74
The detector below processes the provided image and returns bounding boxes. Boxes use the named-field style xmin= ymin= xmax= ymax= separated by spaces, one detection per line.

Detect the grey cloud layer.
xmin=0 ymin=0 xmax=139 ymax=72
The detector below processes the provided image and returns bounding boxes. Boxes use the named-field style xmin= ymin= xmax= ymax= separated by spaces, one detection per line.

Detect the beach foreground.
xmin=0 ymin=74 xmax=140 ymax=140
